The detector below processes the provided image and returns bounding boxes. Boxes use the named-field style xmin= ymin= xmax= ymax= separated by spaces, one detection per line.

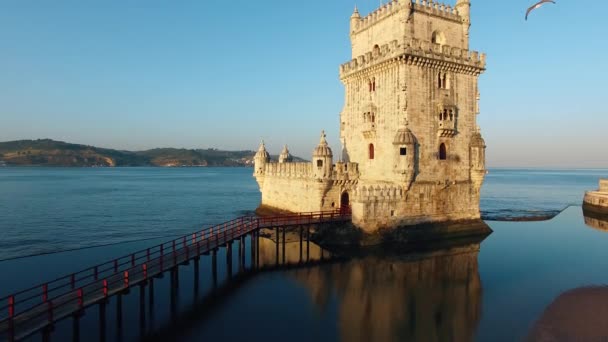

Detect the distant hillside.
xmin=0 ymin=139 xmax=305 ymax=167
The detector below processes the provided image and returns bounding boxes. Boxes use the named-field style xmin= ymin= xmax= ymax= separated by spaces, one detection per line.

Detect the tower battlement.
xmin=351 ymin=0 xmax=464 ymax=36
xmin=340 ymin=38 xmax=485 ymax=79
xmin=411 ymin=0 xmax=461 ymax=21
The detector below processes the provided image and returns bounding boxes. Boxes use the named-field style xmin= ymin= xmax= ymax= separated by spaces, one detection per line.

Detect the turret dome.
xmin=393 ymin=126 xmax=417 ymax=145
xmin=313 ymin=131 xmax=333 ymax=157
xmin=255 ymin=140 xmax=270 ymax=160
xmin=278 ymin=145 xmax=293 ymax=163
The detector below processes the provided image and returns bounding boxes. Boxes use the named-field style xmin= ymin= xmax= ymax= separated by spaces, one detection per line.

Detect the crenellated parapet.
xmin=411 ymin=0 xmax=461 ymax=21
xmin=332 ymin=162 xmax=360 ymax=182
xmin=263 ymin=162 xmax=313 ymax=179
xmin=340 ymin=38 xmax=485 ymax=79
xmin=351 ymin=1 xmax=404 ymax=35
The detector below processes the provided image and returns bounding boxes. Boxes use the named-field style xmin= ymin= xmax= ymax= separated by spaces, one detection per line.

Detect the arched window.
xmin=373 ymin=44 xmax=380 ymax=55
xmin=368 ymin=79 xmax=372 ymax=92
xmin=439 ymin=143 xmax=447 ymax=160
xmin=449 ymin=110 xmax=454 ymax=121
xmin=442 ymin=74 xmax=447 ymax=89
xmin=438 ymin=73 xmax=442 ymax=88
xmin=371 ymin=113 xmax=375 ymax=123
xmin=372 ymin=77 xmax=376 ymax=92
xmin=369 ymin=144 xmax=375 ymax=160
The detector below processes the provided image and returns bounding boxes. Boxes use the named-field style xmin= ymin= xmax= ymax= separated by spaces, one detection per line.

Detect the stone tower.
xmin=340 ymin=0 xmax=487 ymax=231
xmin=253 ymin=0 xmax=487 ymax=235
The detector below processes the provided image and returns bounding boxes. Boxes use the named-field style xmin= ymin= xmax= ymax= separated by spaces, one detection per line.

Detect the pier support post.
xmin=72 ymin=314 xmax=80 ymax=342
xmin=99 ymin=302 xmax=107 ymax=342
xmin=42 ymin=327 xmax=52 ymax=342
xmin=148 ymin=278 xmax=155 ymax=328
xmin=239 ymin=237 xmax=245 ymax=272
xmin=299 ymin=226 xmax=303 ymax=263
xmin=275 ymin=227 xmax=279 ymax=266
xmin=116 ymin=294 xmax=123 ymax=342
xmin=170 ymin=269 xmax=178 ymax=322
xmin=226 ymin=242 xmax=233 ymax=279
xmin=212 ymin=249 xmax=218 ymax=289
xmin=282 ymin=227 xmax=286 ymax=265
xmin=306 ymin=226 xmax=310 ymax=262
xmin=193 ymin=257 xmax=200 ymax=300
xmin=139 ymin=285 xmax=146 ymax=337
xmin=250 ymin=231 xmax=256 ymax=269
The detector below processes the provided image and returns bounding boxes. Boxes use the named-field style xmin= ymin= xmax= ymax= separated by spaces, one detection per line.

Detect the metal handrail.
xmin=0 ymin=209 xmax=349 ymax=324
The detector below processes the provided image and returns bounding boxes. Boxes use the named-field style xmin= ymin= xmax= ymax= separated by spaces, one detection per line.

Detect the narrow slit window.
xmin=400 ymin=147 xmax=407 ymax=156
xmin=369 ymin=144 xmax=375 ymax=160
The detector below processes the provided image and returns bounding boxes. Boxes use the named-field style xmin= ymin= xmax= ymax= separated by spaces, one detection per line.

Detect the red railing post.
xmin=192 ymin=233 xmax=196 ymax=245
xmin=77 ymin=288 xmax=83 ymax=309
xmin=42 ymin=283 xmax=48 ymax=302
xmin=124 ymin=271 xmax=129 ymax=288
xmin=143 ymin=264 xmax=148 ymax=279
xmin=8 ymin=295 xmax=14 ymax=319
xmin=182 ymin=236 xmax=187 ymax=249
xmin=103 ymin=279 xmax=108 ymax=297
xmin=71 ymin=273 xmax=76 ymax=289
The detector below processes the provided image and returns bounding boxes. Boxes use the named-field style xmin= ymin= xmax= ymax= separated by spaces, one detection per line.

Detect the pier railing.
xmin=0 ymin=209 xmax=349 ymax=340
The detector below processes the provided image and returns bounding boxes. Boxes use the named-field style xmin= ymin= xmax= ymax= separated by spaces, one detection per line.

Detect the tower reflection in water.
xmin=289 ymin=239 xmax=484 ymax=342
xmin=147 ymin=227 xmax=487 ymax=342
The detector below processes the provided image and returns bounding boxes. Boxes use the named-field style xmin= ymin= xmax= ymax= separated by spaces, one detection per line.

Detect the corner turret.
xmin=312 ymin=131 xmax=333 ymax=180
xmin=469 ymin=127 xmax=486 ymax=192
xmin=455 ymin=0 xmax=471 ymax=48
xmin=393 ymin=121 xmax=418 ymax=188
xmin=254 ymin=140 xmax=270 ymax=176
xmin=278 ymin=145 xmax=293 ymax=163
xmin=350 ymin=6 xmax=361 ymax=35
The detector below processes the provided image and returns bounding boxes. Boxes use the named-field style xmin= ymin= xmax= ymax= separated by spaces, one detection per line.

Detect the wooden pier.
xmin=0 ymin=210 xmax=350 ymax=341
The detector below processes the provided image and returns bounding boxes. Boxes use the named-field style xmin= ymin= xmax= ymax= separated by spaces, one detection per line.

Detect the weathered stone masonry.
xmin=254 ymin=0 xmax=487 ymax=233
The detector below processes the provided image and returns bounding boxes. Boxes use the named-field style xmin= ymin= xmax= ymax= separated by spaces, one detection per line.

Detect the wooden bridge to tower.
xmin=0 ymin=210 xmax=351 ymax=342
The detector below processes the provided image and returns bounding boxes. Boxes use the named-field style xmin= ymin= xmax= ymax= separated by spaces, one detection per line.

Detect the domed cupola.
xmin=393 ymin=126 xmax=418 ymax=146
xmin=255 ymin=140 xmax=270 ymax=161
xmin=278 ymin=145 xmax=293 ymax=163
xmin=254 ymin=140 xmax=270 ymax=176
xmin=312 ymin=130 xmax=333 ymax=180
xmin=393 ymin=121 xmax=418 ymax=188
xmin=313 ymin=130 xmax=333 ymax=158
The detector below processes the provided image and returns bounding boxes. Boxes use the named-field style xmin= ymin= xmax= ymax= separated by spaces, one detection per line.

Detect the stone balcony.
xmin=362 ymin=122 xmax=377 ymax=139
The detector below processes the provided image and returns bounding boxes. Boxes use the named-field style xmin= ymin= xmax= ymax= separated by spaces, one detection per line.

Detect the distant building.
xmin=254 ymin=0 xmax=487 ymax=233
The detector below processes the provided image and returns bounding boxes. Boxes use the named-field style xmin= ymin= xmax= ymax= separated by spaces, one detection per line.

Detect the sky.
xmin=0 ymin=0 xmax=606 ymax=168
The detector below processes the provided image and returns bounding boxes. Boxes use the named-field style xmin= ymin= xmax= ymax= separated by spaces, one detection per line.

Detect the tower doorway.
xmin=340 ymin=192 xmax=351 ymax=215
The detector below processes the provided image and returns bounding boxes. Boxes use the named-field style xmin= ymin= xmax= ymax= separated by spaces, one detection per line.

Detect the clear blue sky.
xmin=0 ymin=0 xmax=606 ymax=167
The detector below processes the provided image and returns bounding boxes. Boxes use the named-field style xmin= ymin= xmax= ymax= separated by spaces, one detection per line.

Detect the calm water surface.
xmin=1 ymin=167 xmax=608 ymax=341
